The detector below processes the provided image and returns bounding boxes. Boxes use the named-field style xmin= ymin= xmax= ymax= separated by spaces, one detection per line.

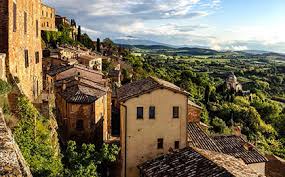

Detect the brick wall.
xmin=0 ymin=0 xmax=8 ymax=53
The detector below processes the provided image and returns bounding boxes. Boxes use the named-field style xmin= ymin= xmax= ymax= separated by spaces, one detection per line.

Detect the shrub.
xmin=0 ymin=79 xmax=12 ymax=95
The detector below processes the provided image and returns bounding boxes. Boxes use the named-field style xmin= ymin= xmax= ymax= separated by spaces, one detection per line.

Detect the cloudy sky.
xmin=43 ymin=0 xmax=285 ymax=52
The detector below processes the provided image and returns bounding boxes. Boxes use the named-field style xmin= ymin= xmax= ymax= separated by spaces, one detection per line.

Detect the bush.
xmin=211 ymin=117 xmax=228 ymax=134
xmin=14 ymin=96 xmax=63 ymax=177
xmin=0 ymin=80 xmax=12 ymax=95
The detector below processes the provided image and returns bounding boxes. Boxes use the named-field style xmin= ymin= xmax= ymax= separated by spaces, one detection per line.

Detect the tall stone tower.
xmin=0 ymin=0 xmax=43 ymax=100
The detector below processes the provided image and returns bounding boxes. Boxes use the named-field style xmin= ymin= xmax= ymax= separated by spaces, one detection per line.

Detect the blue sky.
xmin=43 ymin=0 xmax=285 ymax=52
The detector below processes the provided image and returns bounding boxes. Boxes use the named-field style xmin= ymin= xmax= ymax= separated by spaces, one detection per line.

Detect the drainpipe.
xmin=121 ymin=103 xmax=127 ymax=177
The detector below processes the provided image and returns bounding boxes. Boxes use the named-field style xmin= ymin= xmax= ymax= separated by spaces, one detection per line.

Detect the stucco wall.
xmin=120 ymin=88 xmax=188 ymax=177
xmin=248 ymin=162 xmax=266 ymax=176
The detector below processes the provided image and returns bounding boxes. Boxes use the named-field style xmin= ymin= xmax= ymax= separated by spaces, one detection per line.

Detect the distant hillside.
xmin=114 ymin=38 xmax=174 ymax=47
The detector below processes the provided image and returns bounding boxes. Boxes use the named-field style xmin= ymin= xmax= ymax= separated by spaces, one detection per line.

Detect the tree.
xmin=97 ymin=38 xmax=101 ymax=53
xmin=63 ymin=141 xmax=120 ymax=177
xmin=211 ymin=117 xmax=228 ymax=134
xmin=77 ymin=25 xmax=81 ymax=42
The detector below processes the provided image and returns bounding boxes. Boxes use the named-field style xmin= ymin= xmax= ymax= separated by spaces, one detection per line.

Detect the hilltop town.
xmin=0 ymin=1 xmax=285 ymax=177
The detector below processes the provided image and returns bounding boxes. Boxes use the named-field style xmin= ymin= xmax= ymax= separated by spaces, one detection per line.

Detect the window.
xmin=46 ymin=12 xmax=48 ymax=17
xmin=47 ymin=22 xmax=49 ymax=27
xmin=149 ymin=106 xmax=155 ymax=119
xmin=50 ymin=13 xmax=53 ymax=18
xmin=36 ymin=20 xmax=39 ymax=37
xmin=157 ymin=138 xmax=163 ymax=149
xmin=24 ymin=12 xmax=27 ymax=34
xmin=137 ymin=107 xmax=143 ymax=119
xmin=13 ymin=3 xmax=17 ymax=32
xmin=42 ymin=10 xmax=44 ymax=16
xmin=35 ymin=51 xmax=39 ymax=64
xmin=76 ymin=120 xmax=84 ymax=131
xmin=175 ymin=141 xmax=180 ymax=149
xmin=173 ymin=106 xmax=179 ymax=118
xmin=24 ymin=50 xmax=29 ymax=68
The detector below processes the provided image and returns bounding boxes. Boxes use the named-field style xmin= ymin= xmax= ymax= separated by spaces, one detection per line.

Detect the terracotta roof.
xmin=138 ymin=147 xmax=234 ymax=177
xmin=187 ymin=123 xmax=268 ymax=165
xmin=56 ymin=77 xmax=108 ymax=104
xmin=188 ymin=100 xmax=202 ymax=109
xmin=118 ymin=77 xmax=189 ymax=102
xmin=195 ymin=148 xmax=265 ymax=177
xmin=59 ymin=84 xmax=106 ymax=104
xmin=187 ymin=123 xmax=221 ymax=152
xmin=212 ymin=135 xmax=268 ymax=164
xmin=47 ymin=64 xmax=104 ymax=77
xmin=47 ymin=64 xmax=73 ymax=77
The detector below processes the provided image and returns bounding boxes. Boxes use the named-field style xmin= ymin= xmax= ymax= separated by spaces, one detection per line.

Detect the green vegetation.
xmin=0 ymin=79 xmax=12 ymax=95
xmin=12 ymin=96 xmax=120 ymax=177
xmin=62 ymin=141 xmax=119 ymax=177
xmin=14 ymin=96 xmax=63 ymax=177
xmin=121 ymin=47 xmax=285 ymax=158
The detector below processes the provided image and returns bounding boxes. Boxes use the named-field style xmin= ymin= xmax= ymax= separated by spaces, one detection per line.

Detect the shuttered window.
xmin=13 ymin=3 xmax=17 ymax=32
xmin=24 ymin=50 xmax=29 ymax=68
xmin=35 ymin=51 xmax=39 ymax=64
xmin=173 ymin=106 xmax=179 ymax=118
xmin=36 ymin=20 xmax=39 ymax=37
xmin=149 ymin=106 xmax=155 ymax=119
xmin=24 ymin=12 xmax=27 ymax=34
xmin=137 ymin=107 xmax=143 ymax=119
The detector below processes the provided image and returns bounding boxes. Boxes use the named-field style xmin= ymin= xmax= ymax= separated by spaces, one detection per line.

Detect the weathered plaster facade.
xmin=120 ymin=89 xmax=188 ymax=177
xmin=0 ymin=0 xmax=43 ymax=100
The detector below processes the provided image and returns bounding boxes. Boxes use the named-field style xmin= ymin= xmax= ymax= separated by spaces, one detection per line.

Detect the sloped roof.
xmin=187 ymin=123 xmax=268 ymax=164
xmin=56 ymin=77 xmax=108 ymax=104
xmin=195 ymin=148 xmax=265 ymax=177
xmin=187 ymin=123 xmax=221 ymax=152
xmin=212 ymin=135 xmax=268 ymax=164
xmin=117 ymin=77 xmax=189 ymax=102
xmin=138 ymin=147 xmax=234 ymax=177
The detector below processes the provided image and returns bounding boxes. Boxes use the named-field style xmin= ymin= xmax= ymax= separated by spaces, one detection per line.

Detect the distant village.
xmin=0 ymin=1 xmax=283 ymax=177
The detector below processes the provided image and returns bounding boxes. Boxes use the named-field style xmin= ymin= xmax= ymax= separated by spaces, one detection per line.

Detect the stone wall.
xmin=0 ymin=0 xmax=8 ymax=53
xmin=0 ymin=108 xmax=32 ymax=177
xmin=41 ymin=4 xmax=56 ymax=31
xmin=0 ymin=53 xmax=6 ymax=81
xmin=5 ymin=0 xmax=43 ymax=101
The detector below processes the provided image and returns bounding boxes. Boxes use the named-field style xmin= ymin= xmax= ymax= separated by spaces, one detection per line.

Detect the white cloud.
xmin=81 ymin=27 xmax=101 ymax=35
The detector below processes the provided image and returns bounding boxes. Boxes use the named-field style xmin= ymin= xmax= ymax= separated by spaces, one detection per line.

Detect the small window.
xmin=24 ymin=12 xmax=27 ymax=34
xmin=36 ymin=20 xmax=39 ymax=37
xmin=175 ymin=141 xmax=180 ymax=149
xmin=149 ymin=106 xmax=155 ymax=119
xmin=13 ymin=3 xmax=17 ymax=32
xmin=137 ymin=107 xmax=143 ymax=119
xmin=50 ymin=13 xmax=53 ymax=18
xmin=24 ymin=50 xmax=29 ymax=68
xmin=157 ymin=138 xmax=163 ymax=149
xmin=76 ymin=120 xmax=84 ymax=131
xmin=47 ymin=22 xmax=49 ymax=27
xmin=173 ymin=106 xmax=179 ymax=118
xmin=35 ymin=51 xmax=39 ymax=64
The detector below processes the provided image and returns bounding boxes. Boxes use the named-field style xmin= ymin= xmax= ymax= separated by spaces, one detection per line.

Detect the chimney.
xmin=233 ymin=126 xmax=241 ymax=136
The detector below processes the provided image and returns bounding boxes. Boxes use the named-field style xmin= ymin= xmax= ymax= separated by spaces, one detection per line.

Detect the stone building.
xmin=54 ymin=76 xmax=110 ymax=144
xmin=117 ymin=77 xmax=189 ymax=177
xmin=77 ymin=54 xmax=102 ymax=71
xmin=55 ymin=15 xmax=78 ymax=40
xmin=188 ymin=100 xmax=202 ymax=123
xmin=226 ymin=72 xmax=243 ymax=92
xmin=41 ymin=3 xmax=56 ymax=31
xmin=0 ymin=0 xmax=43 ymax=100
xmin=55 ymin=15 xmax=70 ymax=28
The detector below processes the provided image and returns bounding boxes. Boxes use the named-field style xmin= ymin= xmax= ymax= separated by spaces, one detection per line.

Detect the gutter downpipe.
xmin=121 ymin=103 xmax=127 ymax=177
